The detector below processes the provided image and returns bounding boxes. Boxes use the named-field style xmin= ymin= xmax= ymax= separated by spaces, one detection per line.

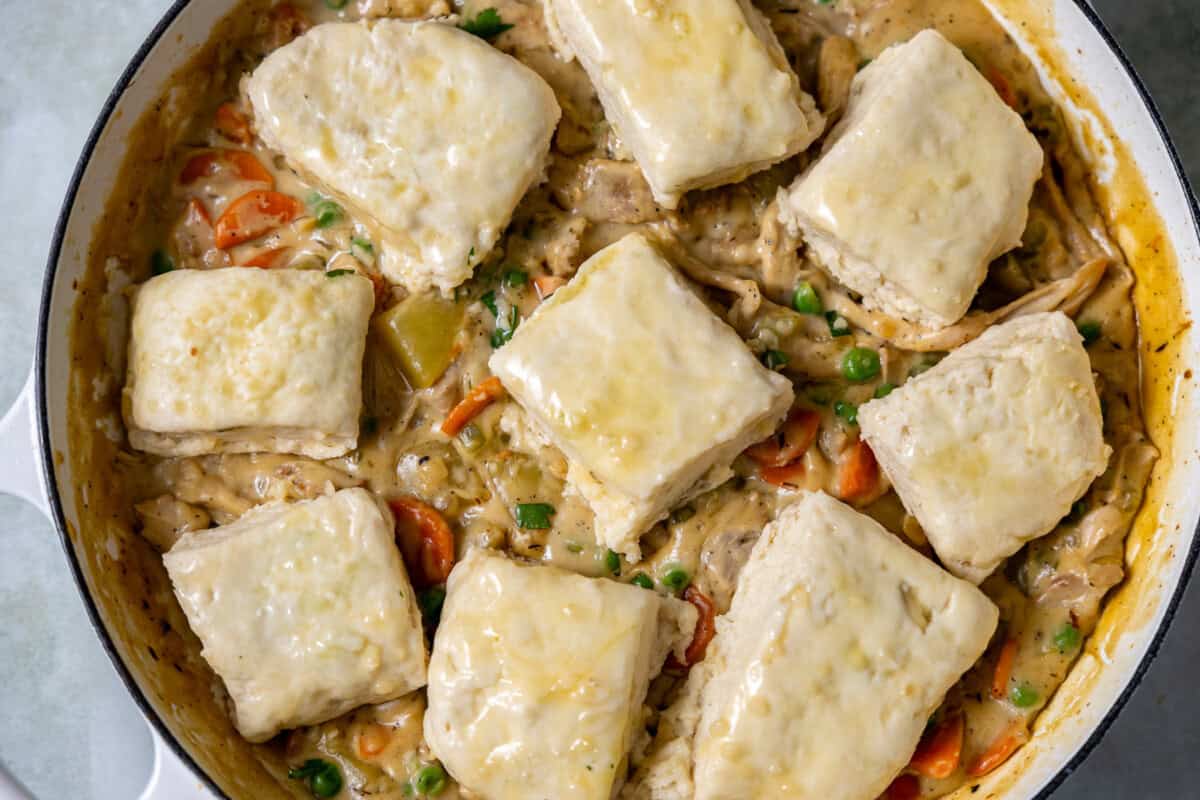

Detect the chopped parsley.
xmin=1077 ymin=319 xmax=1102 ymax=344
xmin=325 ymin=269 xmax=355 ymax=278
xmin=631 ymin=572 xmax=654 ymax=590
xmin=762 ymin=349 xmax=789 ymax=371
xmin=825 ymin=310 xmax=851 ymax=337
xmin=515 ymin=502 xmax=555 ymax=529
xmin=491 ymin=306 xmax=520 ymax=347
xmin=460 ymin=7 xmax=513 ymax=40
xmin=503 ymin=268 xmax=529 ymax=287
xmin=481 ymin=290 xmax=499 ymax=317
xmin=873 ymin=382 xmax=896 ymax=399
xmin=604 ymin=549 xmax=621 ymax=574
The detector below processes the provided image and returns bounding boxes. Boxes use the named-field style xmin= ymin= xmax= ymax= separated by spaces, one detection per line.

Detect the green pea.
xmin=1077 ymin=320 xmax=1102 ymax=345
xmin=631 ymin=572 xmax=654 ymax=590
xmin=661 ymin=564 xmax=690 ymax=592
xmin=413 ymin=762 xmax=448 ymax=796
xmin=873 ymin=383 xmax=896 ymax=399
xmin=834 ymin=401 xmax=858 ymax=426
xmin=1010 ymin=682 xmax=1039 ymax=708
xmin=792 ymin=282 xmax=823 ymax=315
xmin=1053 ymin=623 xmax=1081 ymax=653
xmin=841 ymin=347 xmax=881 ymax=382
xmin=605 ymin=549 xmax=621 ymax=574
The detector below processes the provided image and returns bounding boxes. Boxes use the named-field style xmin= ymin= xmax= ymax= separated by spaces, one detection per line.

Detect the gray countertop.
xmin=0 ymin=1 xmax=1195 ymax=797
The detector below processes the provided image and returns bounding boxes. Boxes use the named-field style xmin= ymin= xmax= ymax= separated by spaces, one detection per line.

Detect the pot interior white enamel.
xmin=36 ymin=1 xmax=1200 ymax=798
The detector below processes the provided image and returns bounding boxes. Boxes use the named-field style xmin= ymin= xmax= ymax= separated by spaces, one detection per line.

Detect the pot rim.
xmin=33 ymin=2 xmax=1200 ymax=798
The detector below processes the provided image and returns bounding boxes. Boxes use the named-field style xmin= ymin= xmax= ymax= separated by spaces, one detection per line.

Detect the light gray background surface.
xmin=0 ymin=1 xmax=1195 ymax=797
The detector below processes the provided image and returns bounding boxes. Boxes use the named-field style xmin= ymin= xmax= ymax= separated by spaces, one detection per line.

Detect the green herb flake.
xmin=515 ymin=502 xmax=555 ymax=529
xmin=288 ymin=759 xmax=343 ymax=798
xmin=325 ymin=269 xmax=355 ymax=278
xmin=490 ymin=306 xmax=520 ymax=348
xmin=1077 ymin=320 xmax=1102 ymax=345
xmin=324 ymin=0 xmax=348 ymax=9
xmin=314 ymin=200 xmax=343 ymax=228
xmin=631 ymin=572 xmax=654 ymax=590
xmin=762 ymin=349 xmax=789 ymax=371
xmin=460 ymin=7 xmax=513 ymax=40
xmin=604 ymin=549 xmax=621 ymax=574
xmin=481 ymin=290 xmax=499 ymax=318
xmin=825 ymin=310 xmax=851 ymax=337
xmin=834 ymin=401 xmax=858 ymax=426
xmin=873 ymin=383 xmax=896 ymax=399
xmin=150 ymin=249 xmax=174 ymax=275
xmin=503 ymin=268 xmax=528 ymax=287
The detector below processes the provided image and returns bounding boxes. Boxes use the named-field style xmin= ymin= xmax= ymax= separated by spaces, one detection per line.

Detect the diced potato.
xmin=374 ymin=293 xmax=465 ymax=389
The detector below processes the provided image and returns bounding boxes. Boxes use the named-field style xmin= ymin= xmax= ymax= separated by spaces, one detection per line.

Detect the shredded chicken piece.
xmin=648 ymin=227 xmax=764 ymax=325
xmin=827 ymin=256 xmax=1108 ymax=352
xmin=817 ymin=36 xmax=859 ymax=121
xmin=134 ymin=494 xmax=211 ymax=551
xmin=756 ymin=197 xmax=806 ymax=296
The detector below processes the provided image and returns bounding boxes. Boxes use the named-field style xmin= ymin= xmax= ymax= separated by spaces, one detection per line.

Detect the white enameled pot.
xmin=0 ymin=0 xmax=1196 ymax=798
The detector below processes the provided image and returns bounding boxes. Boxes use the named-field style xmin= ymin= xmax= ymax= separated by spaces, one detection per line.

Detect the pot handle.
xmin=138 ymin=725 xmax=214 ymax=800
xmin=0 ymin=369 xmax=49 ymax=518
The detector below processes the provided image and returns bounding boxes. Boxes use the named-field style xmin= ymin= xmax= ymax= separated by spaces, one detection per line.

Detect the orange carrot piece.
xmin=356 ymin=723 xmax=392 ymax=759
xmin=966 ymin=723 xmax=1027 ymax=778
xmin=180 ymin=149 xmax=273 ymax=187
xmin=992 ymin=638 xmax=1018 ymax=700
xmin=215 ymin=103 xmax=253 ymax=144
xmin=884 ymin=774 xmax=920 ymax=800
xmin=388 ymin=497 xmax=455 ymax=589
xmin=666 ymin=586 xmax=717 ymax=672
xmin=746 ymin=408 xmax=821 ymax=468
xmin=837 ymin=440 xmax=879 ymax=501
xmin=533 ymin=274 xmax=567 ymax=300
xmin=214 ymin=190 xmax=301 ymax=249
xmin=760 ymin=459 xmax=808 ymax=488
xmin=440 ymin=376 xmax=506 ymax=436
xmin=987 ymin=67 xmax=1018 ymax=110
xmin=910 ymin=714 xmax=964 ymax=779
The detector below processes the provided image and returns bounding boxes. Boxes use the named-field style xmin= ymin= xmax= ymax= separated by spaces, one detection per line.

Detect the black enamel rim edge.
xmin=35 ymin=0 xmax=230 ymax=797
xmin=32 ymin=2 xmax=1200 ymax=799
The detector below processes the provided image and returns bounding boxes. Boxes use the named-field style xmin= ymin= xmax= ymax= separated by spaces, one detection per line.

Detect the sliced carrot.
xmin=388 ymin=498 xmax=455 ymax=589
xmin=356 ymin=723 xmax=392 ymax=759
xmin=441 ymin=376 xmax=506 ymax=436
xmin=533 ymin=274 xmax=567 ymax=300
xmin=910 ymin=713 xmax=964 ymax=779
xmin=238 ymin=247 xmax=289 ymax=269
xmin=987 ymin=67 xmax=1018 ymax=110
xmin=666 ymin=585 xmax=717 ymax=672
xmin=837 ymin=440 xmax=879 ymax=501
xmin=214 ymin=190 xmax=301 ymax=249
xmin=992 ymin=638 xmax=1018 ymax=700
xmin=180 ymin=149 xmax=273 ymax=187
xmin=966 ymin=722 xmax=1028 ymax=778
xmin=215 ymin=103 xmax=253 ymax=144
xmin=884 ymin=774 xmax=920 ymax=800
xmin=746 ymin=408 xmax=821 ymax=468
xmin=760 ymin=459 xmax=808 ymax=488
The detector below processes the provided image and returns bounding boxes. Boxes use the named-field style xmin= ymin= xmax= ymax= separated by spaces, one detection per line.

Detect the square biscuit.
xmin=778 ymin=29 xmax=1043 ymax=328
xmin=163 ymin=489 xmax=427 ymax=742
xmin=489 ymin=233 xmax=793 ymax=558
xmin=124 ymin=267 xmax=373 ymax=459
xmin=424 ymin=549 xmax=695 ymax=800
xmin=859 ymin=312 xmax=1110 ymax=582
xmin=246 ymin=20 xmax=560 ymax=291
